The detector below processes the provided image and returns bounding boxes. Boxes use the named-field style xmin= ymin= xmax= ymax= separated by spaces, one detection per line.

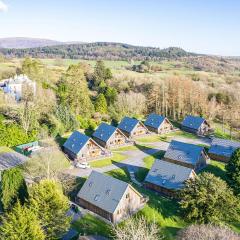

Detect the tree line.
xmin=0 ymin=43 xmax=192 ymax=60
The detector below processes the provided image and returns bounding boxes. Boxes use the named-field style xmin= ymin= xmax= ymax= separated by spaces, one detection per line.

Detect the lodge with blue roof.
xmin=181 ymin=115 xmax=212 ymax=135
xmin=144 ymin=159 xmax=196 ymax=197
xmin=163 ymin=140 xmax=209 ymax=172
xmin=92 ymin=122 xmax=132 ymax=149
xmin=145 ymin=113 xmax=173 ymax=134
xmin=118 ymin=117 xmax=149 ymax=138
xmin=208 ymin=137 xmax=240 ymax=162
xmin=63 ymin=131 xmax=108 ymax=161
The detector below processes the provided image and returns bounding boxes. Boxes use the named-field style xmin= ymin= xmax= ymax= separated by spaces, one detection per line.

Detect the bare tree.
xmin=115 ymin=91 xmax=146 ymax=118
xmin=177 ymin=224 xmax=240 ymax=240
xmin=22 ymin=144 xmax=70 ymax=182
xmin=112 ymin=216 xmax=162 ymax=240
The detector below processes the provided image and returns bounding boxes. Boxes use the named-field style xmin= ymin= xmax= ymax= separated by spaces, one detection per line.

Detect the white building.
xmin=1 ymin=75 xmax=36 ymax=101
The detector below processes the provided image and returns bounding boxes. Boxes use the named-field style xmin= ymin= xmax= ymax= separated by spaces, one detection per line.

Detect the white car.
xmin=75 ymin=162 xmax=90 ymax=169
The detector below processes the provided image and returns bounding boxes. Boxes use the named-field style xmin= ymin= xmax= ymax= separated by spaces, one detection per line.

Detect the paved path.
xmin=63 ymin=147 xmax=159 ymax=178
xmin=63 ymin=135 xmax=212 ymax=178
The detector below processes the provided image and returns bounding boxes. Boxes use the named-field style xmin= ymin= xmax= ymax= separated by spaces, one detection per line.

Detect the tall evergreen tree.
xmin=57 ymin=63 xmax=94 ymax=117
xmin=0 ymin=168 xmax=28 ymax=211
xmin=92 ymin=60 xmax=112 ymax=88
xmin=180 ymin=172 xmax=240 ymax=224
xmin=29 ymin=180 xmax=71 ymax=240
xmin=95 ymin=93 xmax=108 ymax=114
xmin=226 ymin=148 xmax=240 ymax=195
xmin=0 ymin=201 xmax=45 ymax=240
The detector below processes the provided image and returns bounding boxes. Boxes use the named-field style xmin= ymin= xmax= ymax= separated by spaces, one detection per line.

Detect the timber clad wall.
xmin=182 ymin=121 xmax=210 ymax=135
xmin=77 ymin=198 xmax=113 ymax=222
xmin=208 ymin=153 xmax=230 ymax=163
xmin=77 ymin=185 xmax=144 ymax=223
xmin=113 ymin=186 xmax=143 ymax=223
xmin=121 ymin=123 xmax=148 ymax=138
xmin=144 ymin=182 xmax=176 ymax=197
xmin=93 ymin=129 xmax=131 ymax=149
xmin=163 ymin=157 xmax=194 ymax=169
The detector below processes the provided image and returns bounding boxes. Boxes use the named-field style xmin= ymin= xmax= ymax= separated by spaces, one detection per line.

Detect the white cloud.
xmin=0 ymin=1 xmax=8 ymax=12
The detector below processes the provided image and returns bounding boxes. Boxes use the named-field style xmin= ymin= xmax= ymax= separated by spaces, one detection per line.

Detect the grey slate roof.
xmin=208 ymin=137 xmax=240 ymax=158
xmin=77 ymin=171 xmax=130 ymax=213
xmin=92 ymin=123 xmax=117 ymax=143
xmin=145 ymin=159 xmax=194 ymax=190
xmin=0 ymin=152 xmax=28 ymax=171
xmin=164 ymin=140 xmax=204 ymax=166
xmin=118 ymin=117 xmax=139 ymax=134
xmin=182 ymin=115 xmax=206 ymax=130
xmin=63 ymin=131 xmax=90 ymax=155
xmin=145 ymin=113 xmax=167 ymax=129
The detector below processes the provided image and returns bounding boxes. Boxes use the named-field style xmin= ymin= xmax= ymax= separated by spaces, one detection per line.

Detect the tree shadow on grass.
xmin=55 ymin=134 xmax=68 ymax=147
xmin=201 ymin=164 xmax=227 ymax=181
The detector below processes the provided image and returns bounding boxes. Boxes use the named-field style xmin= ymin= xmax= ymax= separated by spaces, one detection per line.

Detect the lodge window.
xmin=126 ymin=193 xmax=129 ymax=199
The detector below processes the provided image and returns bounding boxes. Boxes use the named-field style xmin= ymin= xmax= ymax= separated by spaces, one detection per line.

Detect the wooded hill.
xmin=0 ymin=42 xmax=195 ymax=60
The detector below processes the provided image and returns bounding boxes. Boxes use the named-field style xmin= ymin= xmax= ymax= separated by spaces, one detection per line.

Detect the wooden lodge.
xmin=77 ymin=171 xmax=146 ymax=223
xmin=144 ymin=159 xmax=196 ymax=197
xmin=208 ymin=137 xmax=240 ymax=162
xmin=144 ymin=113 xmax=173 ymax=134
xmin=63 ymin=131 xmax=108 ymax=162
xmin=92 ymin=123 xmax=132 ymax=149
xmin=163 ymin=140 xmax=209 ymax=172
xmin=118 ymin=117 xmax=149 ymax=138
xmin=181 ymin=115 xmax=212 ymax=136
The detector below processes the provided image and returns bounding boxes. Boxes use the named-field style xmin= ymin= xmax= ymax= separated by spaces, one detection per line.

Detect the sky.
xmin=0 ymin=0 xmax=240 ymax=56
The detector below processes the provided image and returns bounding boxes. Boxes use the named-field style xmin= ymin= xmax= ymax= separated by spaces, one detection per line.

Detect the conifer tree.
xmin=29 ymin=180 xmax=71 ymax=239
xmin=0 ymin=168 xmax=28 ymax=211
xmin=95 ymin=93 xmax=108 ymax=114
xmin=226 ymin=148 xmax=240 ymax=195
xmin=0 ymin=201 xmax=45 ymax=240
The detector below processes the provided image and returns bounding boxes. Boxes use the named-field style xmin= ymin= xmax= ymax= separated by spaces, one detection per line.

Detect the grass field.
xmin=72 ymin=151 xmax=240 ymax=240
xmin=89 ymin=152 xmax=127 ymax=168
xmin=135 ymin=150 xmax=165 ymax=182
xmin=137 ymin=131 xmax=197 ymax=144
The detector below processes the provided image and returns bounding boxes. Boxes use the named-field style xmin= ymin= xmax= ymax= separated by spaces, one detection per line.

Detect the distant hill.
xmin=0 ymin=42 xmax=195 ymax=60
xmin=0 ymin=37 xmax=65 ymax=49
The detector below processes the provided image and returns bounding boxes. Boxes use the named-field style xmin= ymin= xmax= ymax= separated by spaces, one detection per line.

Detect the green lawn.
xmin=202 ymin=160 xmax=227 ymax=181
xmin=89 ymin=153 xmax=127 ymax=168
xmin=72 ymin=214 xmax=112 ymax=238
xmin=137 ymin=134 xmax=169 ymax=143
xmin=135 ymin=150 xmax=165 ymax=182
xmin=167 ymin=130 xmax=198 ymax=139
xmin=137 ymin=130 xmax=197 ymax=144
xmin=73 ymin=158 xmax=240 ymax=240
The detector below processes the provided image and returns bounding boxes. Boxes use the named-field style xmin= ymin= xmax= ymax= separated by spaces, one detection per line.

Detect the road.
xmin=63 ymin=135 xmax=211 ymax=178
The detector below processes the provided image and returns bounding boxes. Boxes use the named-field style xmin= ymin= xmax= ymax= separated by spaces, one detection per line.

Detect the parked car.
xmin=75 ymin=162 xmax=90 ymax=169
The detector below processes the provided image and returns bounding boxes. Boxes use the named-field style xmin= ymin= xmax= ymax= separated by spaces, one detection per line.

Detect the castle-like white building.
xmin=1 ymin=75 xmax=36 ymax=101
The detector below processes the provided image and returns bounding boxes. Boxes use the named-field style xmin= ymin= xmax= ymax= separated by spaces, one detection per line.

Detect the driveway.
xmin=63 ymin=135 xmax=212 ymax=178
xmin=63 ymin=147 xmax=159 ymax=178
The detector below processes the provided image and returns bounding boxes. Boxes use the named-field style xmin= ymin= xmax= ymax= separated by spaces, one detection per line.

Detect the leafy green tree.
xmin=180 ymin=172 xmax=240 ymax=224
xmin=95 ymin=93 xmax=108 ymax=114
xmin=29 ymin=180 xmax=71 ymax=239
xmin=0 ymin=201 xmax=45 ymax=240
xmin=226 ymin=148 xmax=240 ymax=195
xmin=57 ymin=64 xmax=94 ymax=117
xmin=22 ymin=58 xmax=42 ymax=82
xmin=0 ymin=121 xmax=37 ymax=147
xmin=104 ymin=86 xmax=117 ymax=105
xmin=92 ymin=60 xmax=112 ymax=88
xmin=0 ymin=168 xmax=28 ymax=211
